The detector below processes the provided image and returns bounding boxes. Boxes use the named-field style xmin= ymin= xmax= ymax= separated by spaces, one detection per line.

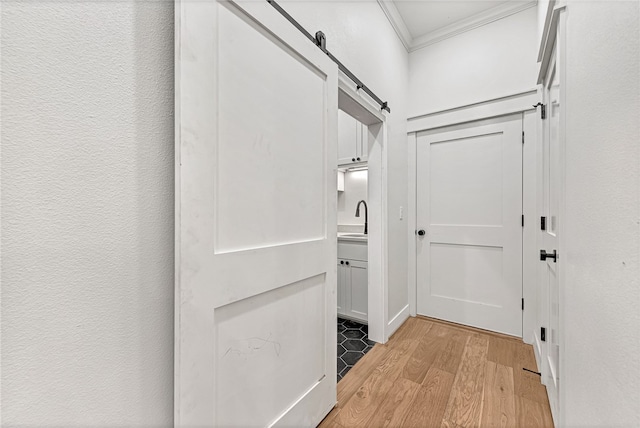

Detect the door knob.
xmin=540 ymin=249 xmax=557 ymax=262
xmin=345 ymin=261 xmax=350 ymax=266
xmin=417 ymin=229 xmax=426 ymax=236
xmin=340 ymin=260 xmax=344 ymax=265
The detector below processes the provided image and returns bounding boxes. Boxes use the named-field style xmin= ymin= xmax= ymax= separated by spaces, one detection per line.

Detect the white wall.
xmin=1 ymin=2 xmax=175 ymax=425
xmin=562 ymin=2 xmax=640 ymax=426
xmin=1 ymin=1 xmax=408 ymax=423
xmin=283 ymin=1 xmax=410 ymax=321
xmin=338 ymin=170 xmax=368 ymax=227
xmin=408 ymin=6 xmax=538 ymax=116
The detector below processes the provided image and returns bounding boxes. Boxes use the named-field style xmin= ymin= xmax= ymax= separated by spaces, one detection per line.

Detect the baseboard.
xmin=338 ymin=313 xmax=368 ymax=325
xmin=316 ymin=401 xmax=338 ymax=428
xmin=386 ymin=304 xmax=410 ymax=339
xmin=534 ymin=335 xmax=543 ymax=372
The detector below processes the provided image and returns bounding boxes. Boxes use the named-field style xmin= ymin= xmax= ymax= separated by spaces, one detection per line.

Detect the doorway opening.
xmin=335 ymin=80 xmax=388 ymax=380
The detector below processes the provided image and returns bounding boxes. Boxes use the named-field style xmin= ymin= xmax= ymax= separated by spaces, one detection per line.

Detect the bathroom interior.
xmin=336 ymin=109 xmax=372 ymax=380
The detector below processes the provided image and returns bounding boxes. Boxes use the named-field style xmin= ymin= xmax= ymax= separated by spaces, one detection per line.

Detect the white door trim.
xmin=408 ymin=132 xmax=418 ymax=318
xmin=557 ymin=13 xmax=567 ymax=426
xmin=537 ymin=5 xmax=567 ymax=84
xmin=407 ymin=89 xmax=538 ymax=133
xmin=522 ymin=109 xmax=538 ymax=344
xmin=337 ymin=80 xmax=390 ymax=344
xmin=407 ymin=91 xmax=539 ymax=341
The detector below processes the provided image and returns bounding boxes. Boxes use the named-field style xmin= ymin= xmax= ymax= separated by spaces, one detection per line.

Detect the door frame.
xmin=407 ymin=92 xmax=539 ymax=343
xmin=338 ymin=80 xmax=390 ymax=344
xmin=536 ymin=5 xmax=567 ymax=425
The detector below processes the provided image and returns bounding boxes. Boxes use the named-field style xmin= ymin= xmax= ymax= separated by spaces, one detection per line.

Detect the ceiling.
xmin=394 ymin=1 xmax=510 ymax=39
xmin=380 ymin=0 xmax=537 ymax=51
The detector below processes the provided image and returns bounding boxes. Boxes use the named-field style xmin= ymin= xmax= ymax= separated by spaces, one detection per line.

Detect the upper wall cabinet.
xmin=338 ymin=110 xmax=368 ymax=166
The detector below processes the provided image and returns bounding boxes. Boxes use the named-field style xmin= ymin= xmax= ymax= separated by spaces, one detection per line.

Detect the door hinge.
xmin=521 ymin=298 xmax=525 ymax=311
xmin=522 ymin=131 xmax=525 ymax=144
xmin=541 ymin=327 xmax=547 ymax=342
xmin=521 ymin=215 xmax=525 ymax=227
xmin=541 ymin=216 xmax=547 ymax=231
xmin=533 ymin=102 xmax=546 ymax=119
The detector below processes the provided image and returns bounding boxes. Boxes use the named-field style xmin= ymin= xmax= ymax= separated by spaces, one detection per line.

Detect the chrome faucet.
xmin=355 ymin=200 xmax=368 ymax=235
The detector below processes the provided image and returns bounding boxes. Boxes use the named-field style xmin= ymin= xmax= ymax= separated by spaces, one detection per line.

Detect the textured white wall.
xmin=1 ymin=2 xmax=175 ymax=425
xmin=408 ymin=7 xmax=538 ymax=116
xmin=338 ymin=170 xmax=368 ymax=227
xmin=283 ymin=1 xmax=410 ymax=319
xmin=563 ymin=2 xmax=640 ymax=426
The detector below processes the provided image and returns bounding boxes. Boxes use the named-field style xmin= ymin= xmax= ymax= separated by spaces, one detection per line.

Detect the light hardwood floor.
xmin=319 ymin=316 xmax=554 ymax=428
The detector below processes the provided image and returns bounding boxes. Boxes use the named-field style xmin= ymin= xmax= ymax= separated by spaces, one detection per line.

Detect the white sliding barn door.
xmin=416 ymin=115 xmax=523 ymax=337
xmin=175 ymin=1 xmax=338 ymax=426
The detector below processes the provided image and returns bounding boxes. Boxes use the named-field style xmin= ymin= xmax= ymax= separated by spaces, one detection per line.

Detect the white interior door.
xmin=416 ymin=115 xmax=523 ymax=337
xmin=541 ymin=45 xmax=561 ymax=424
xmin=175 ymin=1 xmax=338 ymax=426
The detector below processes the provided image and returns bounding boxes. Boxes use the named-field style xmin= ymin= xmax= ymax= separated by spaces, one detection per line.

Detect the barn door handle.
xmin=540 ymin=249 xmax=557 ymax=262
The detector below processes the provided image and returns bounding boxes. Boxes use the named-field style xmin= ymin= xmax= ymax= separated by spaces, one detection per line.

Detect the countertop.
xmin=337 ymin=232 xmax=368 ymax=243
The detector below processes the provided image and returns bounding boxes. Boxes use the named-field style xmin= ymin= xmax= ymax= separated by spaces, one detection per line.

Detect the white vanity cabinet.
xmin=338 ymin=110 xmax=368 ymax=167
xmin=337 ymin=240 xmax=368 ymax=323
xmin=337 ymin=260 xmax=346 ymax=316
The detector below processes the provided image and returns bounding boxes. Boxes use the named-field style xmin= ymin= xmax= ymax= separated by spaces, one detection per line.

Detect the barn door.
xmin=175 ymin=1 xmax=338 ymax=426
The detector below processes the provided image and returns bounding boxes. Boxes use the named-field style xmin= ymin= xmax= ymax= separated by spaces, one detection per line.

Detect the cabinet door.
xmin=337 ymin=260 xmax=346 ymax=317
xmin=357 ymin=123 xmax=368 ymax=163
xmin=338 ymin=110 xmax=358 ymax=165
xmin=346 ymin=260 xmax=368 ymax=322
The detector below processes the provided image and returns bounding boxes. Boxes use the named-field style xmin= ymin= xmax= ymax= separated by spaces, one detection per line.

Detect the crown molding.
xmin=376 ymin=0 xmax=412 ymax=50
xmin=410 ymin=1 xmax=537 ymax=51
xmin=378 ymin=0 xmax=538 ymax=53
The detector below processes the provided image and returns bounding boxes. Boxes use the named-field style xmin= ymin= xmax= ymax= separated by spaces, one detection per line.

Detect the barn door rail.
xmin=267 ymin=0 xmax=391 ymax=113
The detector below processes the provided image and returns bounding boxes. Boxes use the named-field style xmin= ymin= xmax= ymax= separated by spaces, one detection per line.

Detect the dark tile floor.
xmin=337 ymin=318 xmax=375 ymax=381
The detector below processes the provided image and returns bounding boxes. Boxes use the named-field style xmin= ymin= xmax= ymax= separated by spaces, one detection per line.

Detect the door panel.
xmin=348 ymin=260 xmax=368 ymax=320
xmin=416 ymin=115 xmax=523 ymax=337
xmin=217 ymin=3 xmax=325 ymax=252
xmin=215 ymin=275 xmax=326 ymax=427
xmin=176 ymin=1 xmax=338 ymax=426
xmin=430 ymin=243 xmax=504 ymax=306
xmin=358 ymin=123 xmax=369 ymax=163
xmin=338 ymin=110 xmax=357 ymax=165
xmin=337 ymin=261 xmax=345 ymax=316
xmin=430 ymin=133 xmax=503 ymax=226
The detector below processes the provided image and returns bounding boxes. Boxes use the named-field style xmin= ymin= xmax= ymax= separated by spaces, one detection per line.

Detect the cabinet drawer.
xmin=337 ymin=241 xmax=367 ymax=261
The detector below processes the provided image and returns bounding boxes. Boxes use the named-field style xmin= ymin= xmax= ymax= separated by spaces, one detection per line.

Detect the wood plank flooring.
xmin=319 ymin=316 xmax=554 ymax=428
